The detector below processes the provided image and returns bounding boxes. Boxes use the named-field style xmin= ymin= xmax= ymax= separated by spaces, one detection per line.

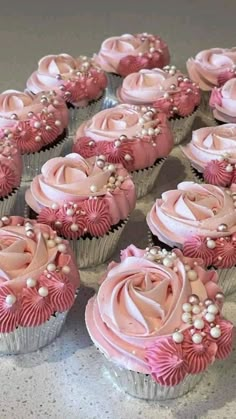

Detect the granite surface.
xmin=0 ymin=1 xmax=236 ymax=417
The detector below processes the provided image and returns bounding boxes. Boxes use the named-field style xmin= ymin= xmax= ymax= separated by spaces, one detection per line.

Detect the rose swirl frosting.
xmin=0 ymin=90 xmax=68 ymax=154
xmin=210 ymin=78 xmax=236 ymax=123
xmin=73 ymin=104 xmax=173 ymax=171
xmin=26 ymin=53 xmax=107 ymax=107
xmin=117 ymin=67 xmax=200 ymax=118
xmin=25 ymin=153 xmax=136 ymax=239
xmin=0 ymin=215 xmax=80 ymax=333
xmin=94 ymin=33 xmax=170 ymax=75
xmin=85 ymin=245 xmax=233 ymax=386
xmin=147 ymin=181 xmax=236 ymax=269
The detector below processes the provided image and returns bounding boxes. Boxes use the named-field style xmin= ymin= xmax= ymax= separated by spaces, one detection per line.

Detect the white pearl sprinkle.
xmin=193 ymin=318 xmax=205 ymax=330
xmin=51 ymin=203 xmax=59 ymax=210
xmin=182 ymin=312 xmax=192 ymax=323
xmin=124 ymin=154 xmax=132 ymax=161
xmin=71 ymin=223 xmax=79 ymax=232
xmin=206 ymin=239 xmax=216 ymax=249
xmin=55 ymin=236 xmax=62 ymax=244
xmin=26 ymin=278 xmax=37 ymax=288
xmin=162 ymin=257 xmax=173 ymax=268
xmin=172 ymin=331 xmax=184 ymax=343
xmin=62 ymin=265 xmax=71 ymax=274
xmin=210 ymin=326 xmax=221 ymax=339
xmin=90 ymin=185 xmax=98 ymax=193
xmin=192 ymin=305 xmax=201 ymax=315
xmin=187 ymin=269 xmax=198 ymax=281
xmin=66 ymin=208 xmax=74 ymax=216
xmin=205 ymin=312 xmax=215 ymax=323
xmin=182 ymin=303 xmax=192 ymax=313
xmin=207 ymin=304 xmax=218 ymax=315
xmin=5 ymin=294 xmax=16 ymax=306
xmin=192 ymin=333 xmax=203 ymax=344
xmin=108 ymin=164 xmax=115 ymax=172
xmin=47 ymin=239 xmax=56 ymax=248
xmin=38 ymin=287 xmax=49 ymax=297
xmin=114 ymin=140 xmax=121 ymax=147
xmin=57 ymin=243 xmax=67 ymax=253
xmin=47 ymin=263 xmax=56 ymax=272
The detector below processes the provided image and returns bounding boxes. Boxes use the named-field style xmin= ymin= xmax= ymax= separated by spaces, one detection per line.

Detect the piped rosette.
xmin=181 ymin=124 xmax=236 ymax=186
xmin=209 ymin=78 xmax=236 ymax=124
xmin=85 ymin=244 xmax=233 ymax=400
xmin=147 ymin=182 xmax=236 ymax=295
xmin=73 ymin=104 xmax=173 ymax=197
xmin=0 ymin=215 xmax=80 ymax=353
xmin=25 ymin=153 xmax=136 ymax=268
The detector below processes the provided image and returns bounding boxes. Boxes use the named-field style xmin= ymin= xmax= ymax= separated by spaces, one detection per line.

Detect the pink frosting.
xmin=187 ymin=48 xmax=236 ymax=91
xmin=25 ymin=153 xmax=136 ymax=238
xmin=181 ymin=124 xmax=236 ymax=173
xmin=94 ymin=33 xmax=170 ymax=74
xmin=147 ymin=182 xmax=236 ymax=249
xmin=73 ymin=104 xmax=173 ymax=171
xmin=117 ymin=68 xmax=200 ymax=117
xmin=0 ymin=90 xmax=68 ymax=154
xmin=0 ymin=216 xmax=80 ymax=333
xmin=0 ymin=139 xmax=22 ymax=197
xmin=85 ymin=245 xmax=232 ymax=383
xmin=210 ymin=78 xmax=236 ymax=123
xmin=26 ymin=54 xmax=107 ymax=107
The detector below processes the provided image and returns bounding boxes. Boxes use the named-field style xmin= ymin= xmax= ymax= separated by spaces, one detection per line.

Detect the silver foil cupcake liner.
xmin=68 ymin=92 xmax=105 ymax=137
xmin=104 ymin=361 xmax=202 ymax=401
xmin=69 ymin=218 xmax=128 ymax=269
xmin=22 ymin=136 xmax=67 ymax=182
xmin=105 ymin=73 xmax=123 ymax=101
xmin=198 ymin=91 xmax=215 ymax=124
xmin=0 ymin=310 xmax=68 ymax=355
xmin=215 ymin=266 xmax=236 ymax=296
xmin=170 ymin=108 xmax=198 ymax=145
xmin=131 ymin=159 xmax=166 ymax=199
xmin=0 ymin=188 xmax=18 ymax=217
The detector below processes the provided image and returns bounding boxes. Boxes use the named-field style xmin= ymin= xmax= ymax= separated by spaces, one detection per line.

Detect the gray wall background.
xmin=0 ymin=0 xmax=235 ymax=90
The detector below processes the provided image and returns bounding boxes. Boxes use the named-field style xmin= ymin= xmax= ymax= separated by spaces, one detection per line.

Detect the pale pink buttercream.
xmin=0 ymin=90 xmax=68 ymax=154
xmin=94 ymin=33 xmax=170 ymax=74
xmin=0 ymin=216 xmax=80 ymax=333
xmin=187 ymin=48 xmax=236 ymax=91
xmin=73 ymin=104 xmax=173 ymax=171
xmin=117 ymin=68 xmax=200 ymax=118
xmin=0 ymin=139 xmax=22 ymax=197
xmin=25 ymin=153 xmax=136 ymax=238
xmin=210 ymin=78 xmax=236 ymax=123
xmin=85 ymin=245 xmax=231 ymax=382
xmin=147 ymin=182 xmax=236 ymax=249
xmin=26 ymin=54 xmax=107 ymax=107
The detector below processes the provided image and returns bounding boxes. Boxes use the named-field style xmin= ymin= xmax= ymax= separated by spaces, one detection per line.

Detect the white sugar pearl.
xmin=108 ymin=164 xmax=115 ymax=172
xmin=182 ymin=312 xmax=192 ymax=323
xmin=210 ymin=326 xmax=221 ymax=339
xmin=193 ymin=318 xmax=205 ymax=330
xmin=207 ymin=304 xmax=218 ymax=315
xmin=57 ymin=243 xmax=67 ymax=253
xmin=47 ymin=263 xmax=56 ymax=272
xmin=150 ymin=248 xmax=157 ymax=255
xmin=117 ymin=175 xmax=124 ymax=182
xmin=205 ymin=312 xmax=215 ymax=323
xmin=124 ymin=154 xmax=132 ymax=161
xmin=148 ymin=128 xmax=155 ymax=135
xmin=55 ymin=120 xmax=61 ymax=127
xmin=47 ymin=239 xmax=56 ymax=248
xmin=109 ymin=176 xmax=116 ymax=184
xmin=139 ymin=117 xmax=145 ymax=124
xmin=98 ymin=155 xmax=106 ymax=161
xmin=5 ymin=294 xmax=16 ymax=306
xmin=114 ymin=140 xmax=121 ymax=147
xmin=141 ymin=129 xmax=147 ymax=136
xmin=162 ymin=257 xmax=173 ymax=268
xmin=206 ymin=239 xmax=216 ymax=249
xmin=187 ymin=270 xmax=198 ymax=281
xmin=90 ymin=185 xmax=97 ymax=193
xmin=226 ymin=164 xmax=233 ymax=172
xmin=71 ymin=223 xmax=79 ymax=232
xmin=62 ymin=265 xmax=71 ymax=274
xmin=55 ymin=236 xmax=63 ymax=244
xmin=38 ymin=287 xmax=49 ymax=297
xmin=192 ymin=305 xmax=201 ymax=315
xmin=184 ymin=264 xmax=191 ymax=272
xmin=182 ymin=303 xmax=192 ymax=313
xmin=192 ymin=333 xmax=203 ymax=344
xmin=34 ymin=121 xmax=41 ymax=129
xmin=51 ymin=203 xmax=59 ymax=210
xmin=26 ymin=278 xmax=37 ymax=288
xmin=172 ymin=331 xmax=184 ymax=343
xmin=66 ymin=208 xmax=74 ymax=216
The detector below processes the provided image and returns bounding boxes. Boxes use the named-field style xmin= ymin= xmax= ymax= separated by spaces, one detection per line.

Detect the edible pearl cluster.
xmin=95 ymin=157 xmax=127 ymax=192
xmin=0 ymin=215 xmax=10 ymax=228
xmin=138 ymin=33 xmax=162 ymax=56
xmin=144 ymin=246 xmax=179 ymax=270
xmin=0 ymin=139 xmax=16 ymax=160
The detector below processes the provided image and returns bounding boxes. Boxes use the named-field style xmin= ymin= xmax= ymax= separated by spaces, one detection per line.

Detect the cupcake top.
xmin=73 ymin=104 xmax=173 ymax=171
xmin=0 ymin=215 xmax=80 ymax=333
xmin=210 ymin=78 xmax=236 ymax=123
xmin=117 ymin=67 xmax=200 ymax=118
xmin=86 ymin=244 xmax=233 ymax=386
xmin=26 ymin=53 xmax=107 ymax=107
xmin=0 ymin=138 xmax=22 ymax=197
xmin=25 ymin=153 xmax=136 ymax=239
xmin=181 ymin=124 xmax=236 ymax=187
xmin=0 ymin=90 xmax=68 ymax=154
xmin=94 ymin=33 xmax=170 ymax=76
xmin=147 ymin=181 xmax=236 ymax=269
xmin=187 ymin=47 xmax=236 ymax=91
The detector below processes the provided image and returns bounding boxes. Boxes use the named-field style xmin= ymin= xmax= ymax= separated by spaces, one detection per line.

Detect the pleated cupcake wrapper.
xmin=170 ymin=108 xmax=198 ymax=145
xmin=131 ymin=159 xmax=166 ymax=199
xmin=190 ymin=166 xmax=204 ymax=184
xmin=69 ymin=218 xmax=129 ymax=269
xmin=22 ymin=136 xmax=67 ymax=183
xmin=68 ymin=92 xmax=105 ymax=137
xmin=105 ymin=73 xmax=123 ymax=101
xmin=104 ymin=360 xmax=202 ymax=401
xmin=198 ymin=91 xmax=217 ymax=124
xmin=0 ymin=188 xmax=18 ymax=217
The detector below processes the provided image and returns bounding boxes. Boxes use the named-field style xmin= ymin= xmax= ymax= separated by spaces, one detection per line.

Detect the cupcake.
xmin=117 ymin=67 xmax=200 ymax=144
xmin=73 ymin=104 xmax=173 ymax=198
xmin=94 ymin=33 xmax=170 ymax=98
xmin=85 ymin=244 xmax=233 ymax=401
xmin=147 ymin=181 xmax=236 ymax=295
xmin=0 ymin=138 xmax=22 ymax=216
xmin=210 ymin=78 xmax=236 ymax=125
xmin=0 ymin=90 xmax=68 ymax=182
xmin=26 ymin=53 xmax=107 ymax=136
xmin=25 ymin=153 xmax=136 ymax=268
xmin=181 ymin=124 xmax=236 ymax=186
xmin=187 ymin=47 xmax=236 ymax=122
xmin=0 ymin=215 xmax=80 ymax=354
